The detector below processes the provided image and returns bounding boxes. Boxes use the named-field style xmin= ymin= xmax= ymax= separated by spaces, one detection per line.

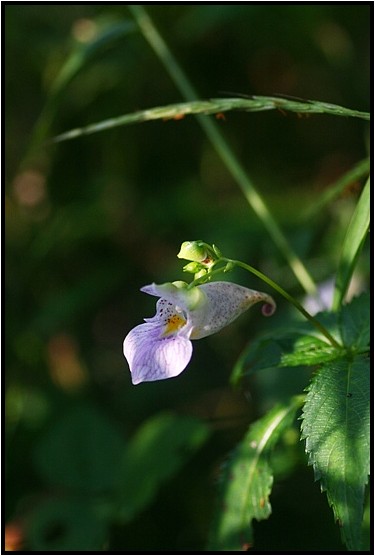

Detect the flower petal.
xmin=141 ymin=282 xmax=206 ymax=312
xmin=123 ymin=322 xmax=193 ymax=384
xmin=140 ymin=281 xmax=276 ymax=341
xmin=189 ymin=281 xmax=276 ymax=339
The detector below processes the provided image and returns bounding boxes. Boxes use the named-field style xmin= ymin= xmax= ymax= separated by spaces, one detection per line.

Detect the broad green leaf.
xmin=27 ymin=498 xmax=108 ymax=551
xmin=233 ymin=291 xmax=368 ymax=385
xmin=232 ymin=321 xmax=342 ymax=384
xmin=208 ymin=396 xmax=303 ymax=551
xmin=333 ymin=177 xmax=370 ymax=311
xmin=301 ymin=355 xmax=370 ymax=550
xmin=339 ymin=292 xmax=370 ymax=350
xmin=33 ymin=404 xmax=126 ymax=493
xmin=115 ymin=412 xmax=210 ymax=522
xmin=280 ymin=335 xmax=342 ymax=366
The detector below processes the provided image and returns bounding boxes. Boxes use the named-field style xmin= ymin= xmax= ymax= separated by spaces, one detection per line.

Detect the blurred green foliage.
xmin=5 ymin=4 xmax=369 ymax=551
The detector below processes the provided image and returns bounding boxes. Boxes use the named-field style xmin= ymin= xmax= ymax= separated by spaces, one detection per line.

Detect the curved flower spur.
xmin=123 ymin=280 xmax=276 ymax=385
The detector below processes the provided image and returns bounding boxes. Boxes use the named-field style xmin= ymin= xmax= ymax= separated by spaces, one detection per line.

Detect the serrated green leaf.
xmin=232 ymin=325 xmax=316 ymax=381
xmin=234 ymin=291 xmax=369 ymax=383
xmin=301 ymin=355 xmax=370 ymax=550
xmin=115 ymin=412 xmax=210 ymax=522
xmin=232 ymin=323 xmax=342 ymax=384
xmin=208 ymin=396 xmax=303 ymax=550
xmin=339 ymin=292 xmax=370 ymax=350
xmin=280 ymin=335 xmax=342 ymax=366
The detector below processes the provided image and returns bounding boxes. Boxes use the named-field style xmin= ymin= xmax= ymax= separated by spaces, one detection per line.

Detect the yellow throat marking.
xmin=163 ymin=314 xmax=187 ymax=336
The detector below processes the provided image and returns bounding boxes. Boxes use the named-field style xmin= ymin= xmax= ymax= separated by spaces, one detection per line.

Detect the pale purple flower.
xmin=303 ymin=278 xmax=335 ymax=315
xmin=123 ymin=281 xmax=276 ymax=384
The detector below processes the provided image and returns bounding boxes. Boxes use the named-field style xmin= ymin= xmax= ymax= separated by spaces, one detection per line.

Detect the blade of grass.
xmin=128 ymin=5 xmax=316 ymax=295
xmin=332 ymin=177 xmax=370 ymax=311
xmin=52 ymin=96 xmax=370 ymax=143
xmin=300 ymin=158 xmax=370 ymax=221
xmin=23 ymin=20 xmax=136 ymax=168
xmin=251 ymin=96 xmax=369 ymax=120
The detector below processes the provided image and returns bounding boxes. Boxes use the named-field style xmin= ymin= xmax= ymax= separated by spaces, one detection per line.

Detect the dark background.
xmin=5 ymin=4 xmax=370 ymax=551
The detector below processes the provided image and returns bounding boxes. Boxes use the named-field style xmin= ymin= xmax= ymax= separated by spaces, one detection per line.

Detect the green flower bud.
xmin=171 ymin=281 xmax=188 ymax=289
xmin=177 ymin=241 xmax=209 ymax=263
xmin=183 ymin=262 xmax=204 ymax=274
xmin=212 ymin=244 xmax=223 ymax=258
xmin=193 ymin=268 xmax=208 ymax=280
xmin=148 ymin=281 xmax=206 ymax=311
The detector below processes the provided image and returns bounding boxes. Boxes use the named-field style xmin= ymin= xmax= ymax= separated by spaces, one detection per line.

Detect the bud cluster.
xmin=177 ymin=240 xmax=222 ymax=279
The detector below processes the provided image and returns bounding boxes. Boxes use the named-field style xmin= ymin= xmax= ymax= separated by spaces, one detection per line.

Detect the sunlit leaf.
xmin=339 ymin=292 xmax=370 ymax=350
xmin=301 ymin=355 xmax=370 ymax=550
xmin=280 ymin=335 xmax=342 ymax=366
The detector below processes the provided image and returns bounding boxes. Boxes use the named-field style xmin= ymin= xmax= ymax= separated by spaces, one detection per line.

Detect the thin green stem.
xmin=129 ymin=5 xmax=316 ymax=296
xmin=187 ymin=265 xmax=232 ymax=289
